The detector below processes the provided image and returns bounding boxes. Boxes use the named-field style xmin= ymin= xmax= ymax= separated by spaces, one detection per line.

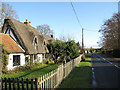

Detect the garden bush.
xmin=48 ymin=40 xmax=79 ymax=62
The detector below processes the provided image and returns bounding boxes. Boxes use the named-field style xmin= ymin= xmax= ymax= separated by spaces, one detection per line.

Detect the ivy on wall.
xmin=1 ymin=45 xmax=8 ymax=73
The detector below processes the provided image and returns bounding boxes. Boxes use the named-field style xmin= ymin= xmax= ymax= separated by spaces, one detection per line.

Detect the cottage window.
xmin=34 ymin=54 xmax=37 ymax=60
xmin=13 ymin=55 xmax=20 ymax=66
xmin=43 ymin=41 xmax=46 ymax=49
xmin=34 ymin=37 xmax=38 ymax=50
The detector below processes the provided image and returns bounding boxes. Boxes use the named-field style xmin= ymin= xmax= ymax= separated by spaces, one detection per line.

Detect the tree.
xmin=37 ymin=24 xmax=54 ymax=37
xmin=99 ymin=13 xmax=120 ymax=50
xmin=48 ymin=40 xmax=79 ymax=62
xmin=0 ymin=3 xmax=19 ymax=32
xmin=98 ymin=13 xmax=120 ymax=57
xmin=58 ymin=33 xmax=75 ymax=42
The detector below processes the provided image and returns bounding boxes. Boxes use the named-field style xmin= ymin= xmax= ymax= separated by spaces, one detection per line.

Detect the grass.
xmin=57 ymin=53 xmax=92 ymax=88
xmin=2 ymin=63 xmax=61 ymax=79
xmin=2 ymin=63 xmax=61 ymax=89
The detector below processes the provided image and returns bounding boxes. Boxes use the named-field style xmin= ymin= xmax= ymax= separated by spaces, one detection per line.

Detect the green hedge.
xmin=48 ymin=40 xmax=79 ymax=62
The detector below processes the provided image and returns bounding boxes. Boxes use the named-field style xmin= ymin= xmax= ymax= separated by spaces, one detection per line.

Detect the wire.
xmin=84 ymin=29 xmax=99 ymax=32
xmin=70 ymin=1 xmax=83 ymax=29
xmin=70 ymin=1 xmax=99 ymax=33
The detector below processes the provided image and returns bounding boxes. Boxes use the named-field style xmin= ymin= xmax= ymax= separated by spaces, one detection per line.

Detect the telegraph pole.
xmin=82 ymin=28 xmax=84 ymax=53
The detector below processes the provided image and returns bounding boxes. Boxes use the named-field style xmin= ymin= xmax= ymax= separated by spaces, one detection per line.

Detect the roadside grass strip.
xmin=58 ymin=54 xmax=92 ymax=88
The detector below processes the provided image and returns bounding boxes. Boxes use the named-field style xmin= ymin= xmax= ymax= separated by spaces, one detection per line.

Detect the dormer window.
xmin=43 ymin=41 xmax=46 ymax=51
xmin=33 ymin=37 xmax=38 ymax=51
xmin=44 ymin=41 xmax=45 ymax=45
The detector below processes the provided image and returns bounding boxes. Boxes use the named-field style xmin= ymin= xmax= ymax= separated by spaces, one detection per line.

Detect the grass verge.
xmin=2 ymin=63 xmax=60 ymax=79
xmin=57 ymin=53 xmax=92 ymax=88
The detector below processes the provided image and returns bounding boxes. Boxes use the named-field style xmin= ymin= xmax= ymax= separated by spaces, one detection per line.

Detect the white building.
xmin=1 ymin=33 xmax=25 ymax=70
xmin=1 ymin=18 xmax=55 ymax=70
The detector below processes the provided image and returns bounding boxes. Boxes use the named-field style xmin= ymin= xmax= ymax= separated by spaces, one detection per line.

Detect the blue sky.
xmin=8 ymin=2 xmax=118 ymax=48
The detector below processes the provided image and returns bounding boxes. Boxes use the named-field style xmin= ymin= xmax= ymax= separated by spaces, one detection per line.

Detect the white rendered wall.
xmin=7 ymin=53 xmax=25 ymax=70
xmin=37 ymin=54 xmax=43 ymax=62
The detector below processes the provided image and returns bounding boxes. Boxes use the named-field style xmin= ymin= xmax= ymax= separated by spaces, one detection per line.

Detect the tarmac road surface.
xmin=91 ymin=53 xmax=120 ymax=88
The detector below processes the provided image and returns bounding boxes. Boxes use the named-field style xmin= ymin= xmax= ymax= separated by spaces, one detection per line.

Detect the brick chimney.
xmin=24 ymin=19 xmax=31 ymax=26
xmin=51 ymin=35 xmax=54 ymax=38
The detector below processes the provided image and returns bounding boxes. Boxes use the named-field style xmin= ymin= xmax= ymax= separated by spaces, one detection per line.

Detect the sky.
xmin=7 ymin=2 xmax=118 ymax=48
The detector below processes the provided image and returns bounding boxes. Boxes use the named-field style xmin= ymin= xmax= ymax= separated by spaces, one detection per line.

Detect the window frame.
xmin=13 ymin=55 xmax=20 ymax=66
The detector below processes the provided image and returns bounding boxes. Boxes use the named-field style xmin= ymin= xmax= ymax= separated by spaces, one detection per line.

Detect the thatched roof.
xmin=2 ymin=17 xmax=55 ymax=54
xmin=41 ymin=35 xmax=55 ymax=44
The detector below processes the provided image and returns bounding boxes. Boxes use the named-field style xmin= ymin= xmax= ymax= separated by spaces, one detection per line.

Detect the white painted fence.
xmin=37 ymin=55 xmax=83 ymax=88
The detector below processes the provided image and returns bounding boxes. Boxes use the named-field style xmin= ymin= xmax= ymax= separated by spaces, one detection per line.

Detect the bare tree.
xmin=59 ymin=32 xmax=75 ymax=42
xmin=99 ymin=13 xmax=120 ymax=50
xmin=59 ymin=33 xmax=67 ymax=42
xmin=37 ymin=24 xmax=54 ymax=37
xmin=0 ymin=3 xmax=19 ymax=31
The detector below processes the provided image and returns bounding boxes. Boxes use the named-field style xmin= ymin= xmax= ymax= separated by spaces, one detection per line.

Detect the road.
xmin=91 ymin=53 xmax=120 ymax=88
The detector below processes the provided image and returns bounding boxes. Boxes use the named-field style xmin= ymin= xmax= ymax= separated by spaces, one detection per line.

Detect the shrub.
xmin=30 ymin=55 xmax=33 ymax=65
xmin=43 ymin=58 xmax=49 ymax=64
xmin=48 ymin=59 xmax=55 ymax=65
xmin=48 ymin=40 xmax=79 ymax=62
xmin=66 ymin=56 xmax=70 ymax=62
xmin=25 ymin=57 xmax=29 ymax=64
xmin=2 ymin=45 xmax=8 ymax=73
xmin=34 ymin=61 xmax=42 ymax=66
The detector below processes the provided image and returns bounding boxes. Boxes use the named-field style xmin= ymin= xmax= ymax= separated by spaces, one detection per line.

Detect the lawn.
xmin=2 ymin=63 xmax=61 ymax=79
xmin=57 ymin=53 xmax=92 ymax=88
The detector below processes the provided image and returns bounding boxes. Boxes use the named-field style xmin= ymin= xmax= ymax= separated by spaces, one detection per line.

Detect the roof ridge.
xmin=6 ymin=17 xmax=39 ymax=31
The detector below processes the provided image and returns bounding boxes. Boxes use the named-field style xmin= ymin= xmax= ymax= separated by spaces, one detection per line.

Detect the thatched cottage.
xmin=1 ymin=17 xmax=55 ymax=70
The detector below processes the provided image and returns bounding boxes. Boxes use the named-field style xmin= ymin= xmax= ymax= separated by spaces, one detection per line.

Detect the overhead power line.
xmin=70 ymin=2 xmax=83 ymax=28
xmin=84 ymin=29 xmax=99 ymax=32
xmin=84 ymin=28 xmax=99 ymax=31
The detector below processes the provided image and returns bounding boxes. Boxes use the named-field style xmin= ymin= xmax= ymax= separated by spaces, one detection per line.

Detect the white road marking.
xmin=114 ymin=65 xmax=120 ymax=69
xmin=95 ymin=54 xmax=120 ymax=69
xmin=91 ymin=67 xmax=97 ymax=87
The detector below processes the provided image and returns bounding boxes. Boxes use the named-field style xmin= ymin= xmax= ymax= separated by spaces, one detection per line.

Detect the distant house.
xmin=1 ymin=17 xmax=55 ymax=70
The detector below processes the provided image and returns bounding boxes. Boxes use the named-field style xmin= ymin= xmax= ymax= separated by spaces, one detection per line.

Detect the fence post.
xmin=48 ymin=72 xmax=50 ymax=88
xmin=46 ymin=73 xmax=48 ymax=89
xmin=53 ymin=70 xmax=55 ymax=88
xmin=41 ymin=76 xmax=42 ymax=88
xmin=13 ymin=78 xmax=15 ymax=90
xmin=56 ymin=67 xmax=59 ymax=87
xmin=17 ymin=78 xmax=20 ymax=90
xmin=26 ymin=78 xmax=29 ymax=90
xmin=8 ymin=78 xmax=11 ymax=90
xmin=51 ymin=71 xmax=53 ymax=88
xmin=31 ymin=79 xmax=33 ymax=90
xmin=21 ymin=78 xmax=24 ymax=90
xmin=35 ymin=78 xmax=37 ymax=90
xmin=42 ymin=75 xmax=44 ymax=88
xmin=5 ymin=77 xmax=7 ymax=90
xmin=44 ymin=74 xmax=46 ymax=89
xmin=1 ymin=78 xmax=3 ymax=90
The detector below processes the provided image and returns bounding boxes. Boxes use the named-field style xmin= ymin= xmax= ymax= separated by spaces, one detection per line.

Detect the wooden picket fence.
xmin=1 ymin=77 xmax=37 ymax=90
xmin=1 ymin=55 xmax=83 ymax=89
xmin=37 ymin=55 xmax=82 ymax=88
